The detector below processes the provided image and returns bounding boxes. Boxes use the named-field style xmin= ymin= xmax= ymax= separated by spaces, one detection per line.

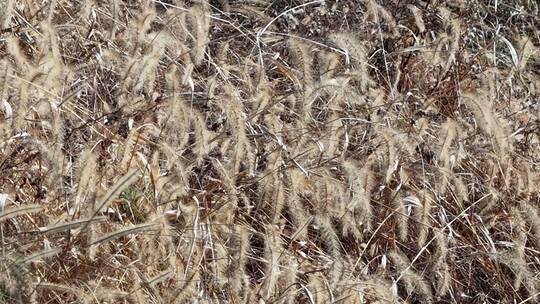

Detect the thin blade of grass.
xmin=81 ymin=169 xmax=139 ymax=231
xmin=90 ymin=222 xmax=156 ymax=245
xmin=0 ymin=204 xmax=43 ymax=222
xmin=147 ymin=269 xmax=174 ymax=286
xmin=95 ymin=169 xmax=139 ymax=214
xmin=38 ymin=216 xmax=108 ymax=234
xmin=499 ymin=35 xmax=519 ymax=68
xmin=36 ymin=282 xmax=85 ymax=298
xmin=16 ymin=248 xmax=61 ymax=265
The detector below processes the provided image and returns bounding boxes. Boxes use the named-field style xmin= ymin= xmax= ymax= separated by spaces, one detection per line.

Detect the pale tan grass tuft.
xmin=0 ymin=60 xmax=9 ymax=119
xmin=407 ymin=5 xmax=426 ymax=33
xmin=432 ymin=232 xmax=451 ymax=296
xmin=307 ymin=273 xmax=329 ymax=304
xmin=6 ymin=37 xmax=32 ymax=71
xmin=462 ymin=90 xmax=513 ymax=159
xmin=442 ymin=19 xmax=461 ymax=75
xmin=36 ymin=282 xmax=86 ymax=299
xmin=287 ymin=169 xmax=311 ymax=240
xmin=279 ymin=254 xmax=299 ymax=304
xmin=393 ymin=192 xmax=409 ymax=242
xmin=288 ymin=38 xmax=315 ymax=92
xmin=365 ymin=0 xmax=399 ymax=37
xmin=390 ymin=250 xmax=433 ymax=303
xmin=415 ymin=190 xmax=435 ymax=248
xmin=358 ymin=275 xmax=399 ymax=303
xmin=500 ymin=207 xmax=537 ymax=299
xmin=127 ymin=268 xmax=147 ymax=303
xmin=74 ymin=148 xmax=98 ymax=215
xmin=438 ymin=119 xmax=459 ymax=169
xmin=519 ymin=202 xmax=540 ymax=247
xmin=317 ymin=50 xmax=340 ymax=81
xmin=230 ymin=226 xmax=249 ymax=295
xmin=192 ymin=110 xmax=214 ymax=163
xmin=119 ymin=128 xmax=141 ymax=171
xmin=261 ymin=224 xmax=282 ymax=300
xmin=343 ymin=159 xmax=376 ymax=233
xmin=450 ymin=173 xmax=469 ymax=208
xmin=314 ymin=214 xmax=344 ymax=289
xmin=81 ymin=284 xmax=131 ymax=304
xmin=0 ymin=0 xmax=14 ymax=28
xmin=188 ymin=6 xmax=210 ymax=65
xmin=222 ymin=84 xmax=255 ymax=175
xmin=327 ymin=32 xmax=375 ymax=92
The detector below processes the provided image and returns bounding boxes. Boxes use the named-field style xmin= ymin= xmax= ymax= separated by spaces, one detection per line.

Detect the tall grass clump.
xmin=0 ymin=0 xmax=538 ymax=302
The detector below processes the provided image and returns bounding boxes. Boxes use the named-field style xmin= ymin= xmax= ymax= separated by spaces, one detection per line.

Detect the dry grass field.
xmin=0 ymin=0 xmax=539 ymax=303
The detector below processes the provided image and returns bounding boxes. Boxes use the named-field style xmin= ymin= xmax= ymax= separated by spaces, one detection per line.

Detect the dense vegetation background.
xmin=0 ymin=0 xmax=539 ymax=303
